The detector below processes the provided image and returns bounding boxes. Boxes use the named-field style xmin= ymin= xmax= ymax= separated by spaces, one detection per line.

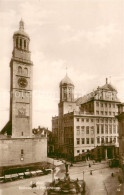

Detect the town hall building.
xmin=52 ymin=74 xmax=120 ymax=161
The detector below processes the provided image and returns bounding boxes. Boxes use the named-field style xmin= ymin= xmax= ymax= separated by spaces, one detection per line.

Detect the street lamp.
xmin=52 ymin=158 xmax=55 ymax=183
xmin=83 ymin=171 xmax=84 ymax=181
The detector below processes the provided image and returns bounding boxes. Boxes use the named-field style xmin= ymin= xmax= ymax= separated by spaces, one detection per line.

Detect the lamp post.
xmin=52 ymin=159 xmax=55 ymax=183
xmin=83 ymin=171 xmax=84 ymax=181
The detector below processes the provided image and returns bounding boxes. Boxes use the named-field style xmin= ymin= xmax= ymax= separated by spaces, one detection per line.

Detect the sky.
xmin=0 ymin=0 xmax=124 ymax=130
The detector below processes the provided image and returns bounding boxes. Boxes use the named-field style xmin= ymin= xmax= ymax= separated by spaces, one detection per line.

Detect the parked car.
xmin=0 ymin=176 xmax=4 ymax=183
xmin=18 ymin=173 xmax=24 ymax=179
xmin=35 ymin=170 xmax=44 ymax=176
xmin=4 ymin=175 xmax=12 ymax=182
xmin=44 ymin=169 xmax=52 ymax=175
xmin=11 ymin=173 xmax=18 ymax=181
xmin=31 ymin=171 xmax=37 ymax=177
xmin=24 ymin=172 xmax=32 ymax=178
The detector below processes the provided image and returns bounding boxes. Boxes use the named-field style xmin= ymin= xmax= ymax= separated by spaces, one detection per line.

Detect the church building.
xmin=0 ymin=20 xmax=47 ymax=174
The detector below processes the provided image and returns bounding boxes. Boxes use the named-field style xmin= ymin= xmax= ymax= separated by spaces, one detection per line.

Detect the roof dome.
xmin=13 ymin=19 xmax=30 ymax=39
xmin=100 ymin=78 xmax=117 ymax=92
xmin=60 ymin=74 xmax=74 ymax=86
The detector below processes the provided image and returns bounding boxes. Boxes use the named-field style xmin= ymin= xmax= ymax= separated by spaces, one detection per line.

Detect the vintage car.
xmin=18 ymin=173 xmax=24 ymax=179
xmin=4 ymin=175 xmax=12 ymax=182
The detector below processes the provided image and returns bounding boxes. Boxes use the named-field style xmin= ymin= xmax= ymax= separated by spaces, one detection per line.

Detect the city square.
xmin=0 ymin=0 xmax=124 ymax=195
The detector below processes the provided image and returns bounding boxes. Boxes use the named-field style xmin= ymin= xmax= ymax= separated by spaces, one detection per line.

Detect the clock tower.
xmin=10 ymin=20 xmax=33 ymax=138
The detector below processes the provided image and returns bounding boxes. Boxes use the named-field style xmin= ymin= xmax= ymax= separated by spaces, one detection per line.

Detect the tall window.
xmin=24 ymin=40 xmax=26 ymax=48
xmin=24 ymin=67 xmax=28 ymax=75
xmin=97 ymin=137 xmax=100 ymax=144
xmin=101 ymin=125 xmax=104 ymax=134
xmin=110 ymin=137 xmax=112 ymax=143
xmin=105 ymin=125 xmax=108 ymax=134
xmin=86 ymin=138 xmax=90 ymax=144
xmin=97 ymin=125 xmax=99 ymax=134
xmin=96 ymin=119 xmax=99 ymax=123
xmin=109 ymin=125 xmax=112 ymax=134
xmin=86 ymin=138 xmax=89 ymax=144
xmin=114 ymin=137 xmax=116 ymax=143
xmin=101 ymin=137 xmax=104 ymax=144
xmin=77 ymin=138 xmax=80 ymax=145
xmin=76 ymin=126 xmax=80 ymax=135
xmin=96 ymin=111 xmax=99 ymax=115
xmin=21 ymin=149 xmax=24 ymax=155
xmin=63 ymin=88 xmax=67 ymax=99
xmin=86 ymin=126 xmax=89 ymax=134
xmin=16 ymin=38 xmax=18 ymax=48
xmin=82 ymin=138 xmax=85 ymax=144
xmin=91 ymin=138 xmax=94 ymax=144
xmin=91 ymin=126 xmax=94 ymax=135
xmin=96 ymin=102 xmax=99 ymax=107
xmin=81 ymin=126 xmax=85 ymax=134
xmin=105 ymin=137 xmax=108 ymax=143
xmin=18 ymin=66 xmax=22 ymax=74
xmin=20 ymin=39 xmax=22 ymax=48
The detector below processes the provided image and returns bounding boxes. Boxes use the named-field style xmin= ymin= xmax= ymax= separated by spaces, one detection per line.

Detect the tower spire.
xmin=19 ymin=19 xmax=24 ymax=31
xmin=106 ymin=78 xmax=108 ymax=84
xmin=66 ymin=66 xmax=68 ymax=76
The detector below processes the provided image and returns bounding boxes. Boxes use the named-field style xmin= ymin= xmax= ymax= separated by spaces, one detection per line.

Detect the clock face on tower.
xmin=18 ymin=77 xmax=28 ymax=88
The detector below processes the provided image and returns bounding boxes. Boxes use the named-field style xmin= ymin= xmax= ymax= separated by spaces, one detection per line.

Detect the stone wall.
xmin=0 ymin=137 xmax=47 ymax=167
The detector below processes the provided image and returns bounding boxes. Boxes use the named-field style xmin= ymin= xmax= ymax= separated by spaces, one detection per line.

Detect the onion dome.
xmin=13 ymin=19 xmax=30 ymax=40
xmin=60 ymin=74 xmax=74 ymax=86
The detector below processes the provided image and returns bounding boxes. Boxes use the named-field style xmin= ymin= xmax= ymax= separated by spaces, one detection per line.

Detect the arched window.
xmin=24 ymin=40 xmax=26 ymax=49
xmin=24 ymin=67 xmax=28 ymax=75
xmin=20 ymin=39 xmax=22 ymax=48
xmin=16 ymin=38 xmax=18 ymax=48
xmin=18 ymin=66 xmax=22 ymax=74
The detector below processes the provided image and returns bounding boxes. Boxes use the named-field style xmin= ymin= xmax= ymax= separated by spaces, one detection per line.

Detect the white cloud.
xmin=61 ymin=23 xmax=120 ymax=48
xmin=0 ymin=0 xmax=123 ymax=130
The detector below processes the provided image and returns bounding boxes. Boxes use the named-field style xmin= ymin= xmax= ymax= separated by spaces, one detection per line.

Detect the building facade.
xmin=52 ymin=76 xmax=120 ymax=161
xmin=116 ymin=103 xmax=124 ymax=177
xmin=0 ymin=20 xmax=47 ymax=174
